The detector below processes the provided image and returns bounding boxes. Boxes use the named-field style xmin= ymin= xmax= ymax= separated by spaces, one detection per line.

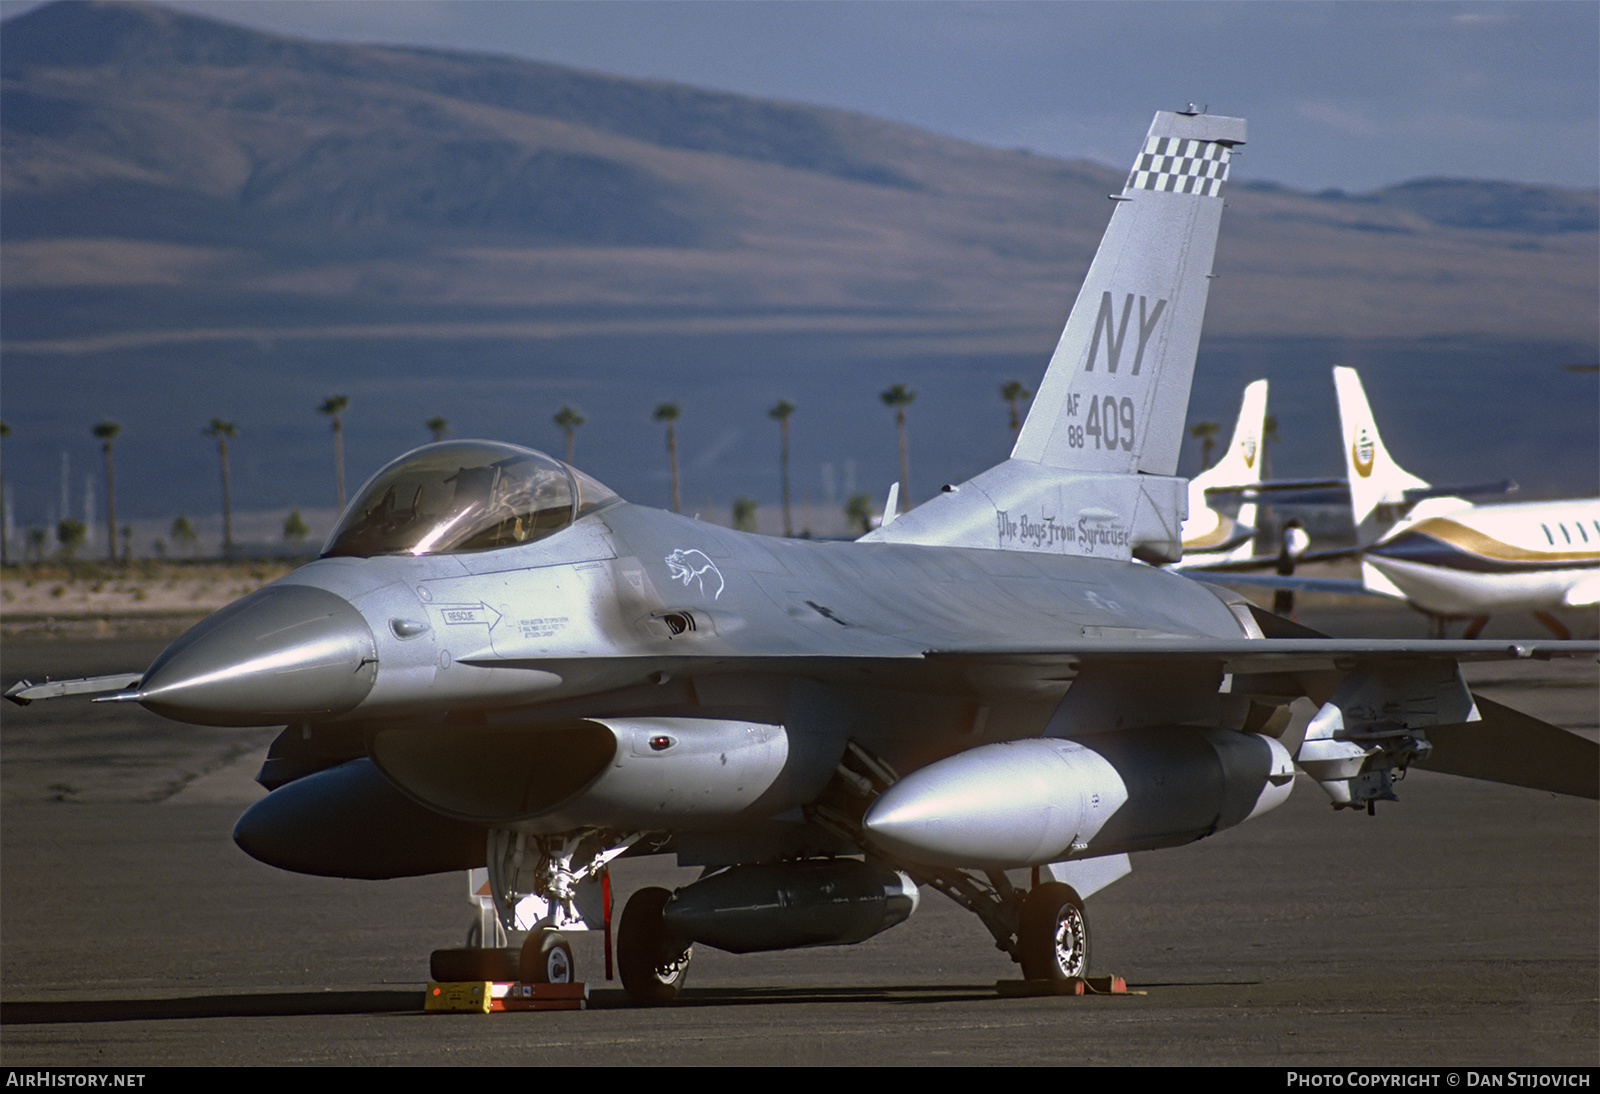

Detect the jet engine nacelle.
xmin=663 ymin=859 xmax=919 ymax=954
xmin=370 ymin=716 xmax=810 ymax=830
xmin=864 ymin=728 xmax=1294 ymax=869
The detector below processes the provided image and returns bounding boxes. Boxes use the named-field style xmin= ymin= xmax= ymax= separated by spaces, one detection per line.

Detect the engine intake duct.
xmin=663 ymin=860 xmax=919 ymax=954
xmin=369 ymin=716 xmax=798 ymax=828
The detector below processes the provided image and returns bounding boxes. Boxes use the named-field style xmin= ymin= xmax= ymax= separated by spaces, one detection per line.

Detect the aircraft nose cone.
xmin=136 ymin=584 xmax=377 ymax=726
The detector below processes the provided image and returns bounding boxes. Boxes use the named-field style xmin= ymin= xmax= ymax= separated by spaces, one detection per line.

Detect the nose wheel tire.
xmin=618 ymin=886 xmax=694 ymax=1005
xmin=521 ymin=929 xmax=575 ymax=983
xmin=1018 ymin=882 xmax=1090 ymax=981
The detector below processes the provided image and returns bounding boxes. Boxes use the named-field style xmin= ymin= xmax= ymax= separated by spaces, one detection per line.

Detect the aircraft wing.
xmin=1202 ymin=478 xmax=1517 ymax=507
xmin=921 ymin=637 xmax=1597 ymax=675
xmin=1182 ymin=548 xmax=1363 ymax=574
xmin=467 ymin=636 xmax=1595 ymax=686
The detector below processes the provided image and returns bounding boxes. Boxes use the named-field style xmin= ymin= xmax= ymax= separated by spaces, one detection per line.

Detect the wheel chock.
xmin=499 ymin=981 xmax=588 ymax=1012
xmin=425 ymin=981 xmax=589 ymax=1013
xmin=426 ymin=981 xmax=494 ymax=1013
xmin=997 ymin=975 xmax=1133 ymax=997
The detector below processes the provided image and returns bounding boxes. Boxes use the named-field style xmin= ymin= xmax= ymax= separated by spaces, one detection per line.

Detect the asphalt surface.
xmin=2 ymin=612 xmax=1595 ymax=1066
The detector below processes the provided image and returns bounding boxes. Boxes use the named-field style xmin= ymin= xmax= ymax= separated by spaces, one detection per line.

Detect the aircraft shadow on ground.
xmin=0 ymin=980 xmax=1262 ymax=1023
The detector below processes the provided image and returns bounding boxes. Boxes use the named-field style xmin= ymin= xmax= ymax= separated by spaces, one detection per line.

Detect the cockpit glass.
xmin=322 ymin=441 xmax=618 ymax=558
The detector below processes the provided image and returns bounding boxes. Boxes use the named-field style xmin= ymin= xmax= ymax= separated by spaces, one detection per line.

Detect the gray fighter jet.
xmin=9 ymin=111 xmax=1595 ymax=1003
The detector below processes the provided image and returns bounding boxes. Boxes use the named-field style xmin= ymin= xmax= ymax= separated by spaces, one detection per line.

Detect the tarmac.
xmin=2 ymin=610 xmax=1595 ymax=1066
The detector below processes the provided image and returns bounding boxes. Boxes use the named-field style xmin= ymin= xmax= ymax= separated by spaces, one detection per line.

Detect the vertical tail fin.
xmin=869 ymin=111 xmax=1243 ymax=561
xmin=1191 ymin=378 xmax=1268 ymax=494
xmin=1332 ymin=366 xmax=1429 ymax=544
xmin=1013 ymin=111 xmax=1246 ymax=476
xmin=1182 ymin=379 xmax=1267 ymax=558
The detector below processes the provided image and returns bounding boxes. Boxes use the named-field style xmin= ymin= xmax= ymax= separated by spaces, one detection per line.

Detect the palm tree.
xmin=553 ymin=406 xmax=585 ymax=465
xmin=203 ymin=420 xmax=237 ymax=558
xmin=844 ymin=492 xmax=875 ymax=535
xmin=319 ymin=395 xmax=349 ymax=511
xmin=879 ymin=384 xmax=915 ymax=511
xmin=653 ymin=403 xmax=682 ymax=513
xmin=1188 ymin=420 xmax=1220 ymax=470
xmin=426 ymin=416 xmax=449 ymax=443
xmin=1000 ymin=380 xmax=1032 ymax=438
xmin=283 ymin=508 xmax=310 ymax=546
xmin=1262 ymin=413 xmax=1281 ymax=477
xmin=92 ymin=421 xmax=121 ymax=562
xmin=170 ymin=515 xmax=198 ymax=559
xmin=768 ymin=400 xmax=795 ymax=536
xmin=56 ymin=518 xmax=85 ymax=561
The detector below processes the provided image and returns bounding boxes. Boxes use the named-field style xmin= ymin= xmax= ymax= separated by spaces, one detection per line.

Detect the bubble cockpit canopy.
xmin=322 ymin=441 xmax=618 ymax=558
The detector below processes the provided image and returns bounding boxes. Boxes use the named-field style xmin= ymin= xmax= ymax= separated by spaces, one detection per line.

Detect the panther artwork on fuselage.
xmin=665 ymin=549 xmax=725 ymax=600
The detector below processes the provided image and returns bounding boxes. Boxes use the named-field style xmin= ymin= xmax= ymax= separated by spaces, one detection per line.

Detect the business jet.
xmin=1335 ymin=366 xmax=1600 ymax=636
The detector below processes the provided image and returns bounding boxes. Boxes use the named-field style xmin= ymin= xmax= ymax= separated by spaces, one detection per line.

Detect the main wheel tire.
xmin=617 ymin=886 xmax=693 ymax=1006
xmin=520 ymin=929 xmax=575 ymax=983
xmin=1017 ymin=882 xmax=1090 ymax=981
xmin=430 ymin=946 xmax=521 ymax=982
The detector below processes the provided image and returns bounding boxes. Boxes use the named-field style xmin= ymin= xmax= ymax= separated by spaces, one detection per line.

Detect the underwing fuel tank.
xmin=863 ymin=728 xmax=1294 ymax=869
xmin=662 ymin=860 xmax=919 ymax=954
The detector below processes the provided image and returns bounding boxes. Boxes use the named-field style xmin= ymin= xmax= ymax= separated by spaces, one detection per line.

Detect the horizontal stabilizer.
xmin=1403 ymin=480 xmax=1517 ymax=504
xmin=1417 ymin=695 xmax=1598 ymax=799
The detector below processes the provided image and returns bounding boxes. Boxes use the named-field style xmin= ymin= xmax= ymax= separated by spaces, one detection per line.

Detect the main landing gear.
xmin=1017 ymin=882 xmax=1091 ymax=981
xmin=810 ymin=741 xmax=1096 ymax=985
xmin=617 ymin=886 xmax=694 ymax=1005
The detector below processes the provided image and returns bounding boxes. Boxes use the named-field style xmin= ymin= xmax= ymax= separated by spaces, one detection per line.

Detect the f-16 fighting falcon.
xmin=9 ymin=110 xmax=1595 ymax=1005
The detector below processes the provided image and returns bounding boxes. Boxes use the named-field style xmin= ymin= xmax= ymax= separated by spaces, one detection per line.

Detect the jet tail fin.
xmin=1179 ymin=379 xmax=1267 ymax=561
xmin=1333 ymin=366 xmax=1431 ymax=544
xmin=870 ymin=110 xmax=1244 ymax=562
xmin=1191 ymin=379 xmax=1268 ymax=494
xmin=1013 ymin=110 xmax=1246 ymax=477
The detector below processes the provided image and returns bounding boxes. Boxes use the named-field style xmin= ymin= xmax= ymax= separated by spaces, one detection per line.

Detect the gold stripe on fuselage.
xmin=1401 ymin=517 xmax=1600 ymax=564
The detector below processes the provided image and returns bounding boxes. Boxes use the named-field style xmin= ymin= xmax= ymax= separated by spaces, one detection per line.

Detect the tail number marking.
xmin=1085 ymin=292 xmax=1166 ymax=375
xmin=1068 ymin=396 xmax=1136 ymax=451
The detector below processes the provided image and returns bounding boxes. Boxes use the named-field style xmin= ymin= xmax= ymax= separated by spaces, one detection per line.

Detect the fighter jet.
xmin=1335 ymin=366 xmax=1600 ymax=637
xmin=8 ymin=111 xmax=1595 ymax=1004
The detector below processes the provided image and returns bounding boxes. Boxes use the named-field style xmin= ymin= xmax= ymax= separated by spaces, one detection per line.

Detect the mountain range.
xmin=2 ymin=0 xmax=1596 ymax=542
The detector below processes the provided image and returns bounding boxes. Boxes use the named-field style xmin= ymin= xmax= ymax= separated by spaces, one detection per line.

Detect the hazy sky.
xmin=3 ymin=0 xmax=1596 ymax=193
